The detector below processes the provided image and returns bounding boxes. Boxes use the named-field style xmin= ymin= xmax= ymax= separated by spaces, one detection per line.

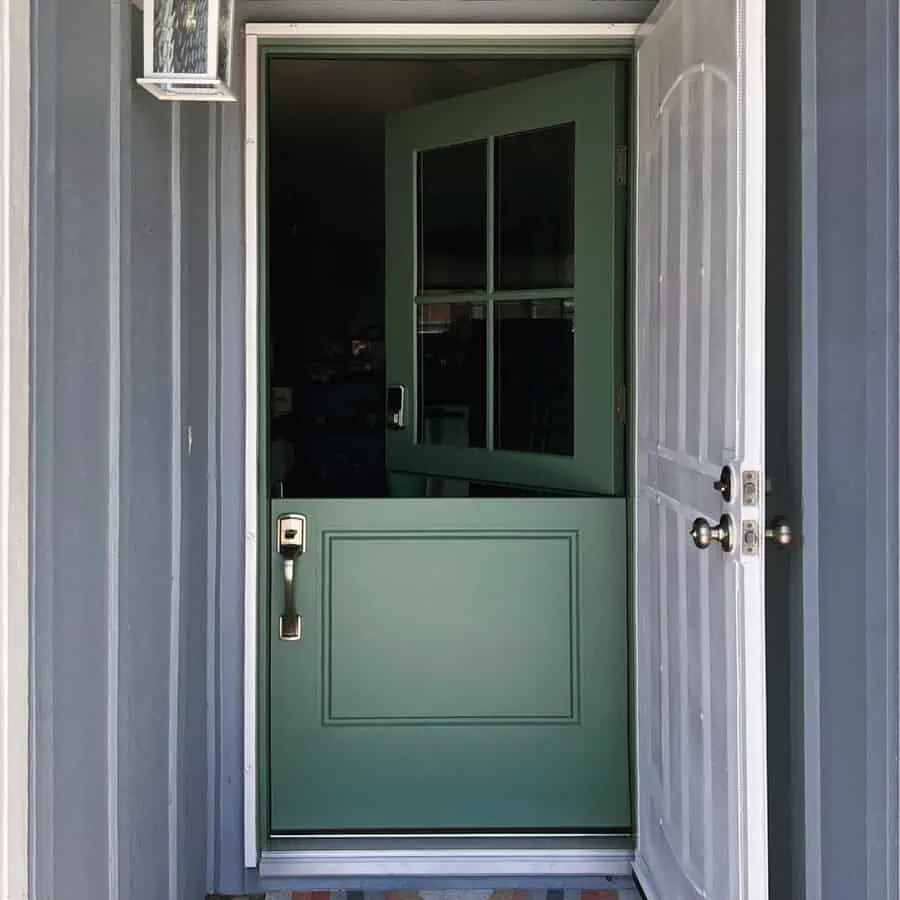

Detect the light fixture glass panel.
xmin=139 ymin=0 xmax=235 ymax=101
xmin=154 ymin=0 xmax=210 ymax=74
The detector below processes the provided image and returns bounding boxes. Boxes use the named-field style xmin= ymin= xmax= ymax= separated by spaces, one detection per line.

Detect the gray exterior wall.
xmin=796 ymin=0 xmax=899 ymax=897
xmin=30 ymin=2 xmax=215 ymax=898
xmin=28 ymin=1 xmax=899 ymax=900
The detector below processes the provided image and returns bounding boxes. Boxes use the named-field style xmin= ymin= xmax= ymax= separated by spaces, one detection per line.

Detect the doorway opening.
xmin=267 ymin=56 xmax=624 ymax=501
xmin=262 ymin=54 xmax=631 ymax=839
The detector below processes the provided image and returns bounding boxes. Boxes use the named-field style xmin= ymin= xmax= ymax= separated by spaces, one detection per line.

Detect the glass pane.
xmin=494 ymin=299 xmax=574 ymax=456
xmin=495 ymin=124 xmax=575 ymax=291
xmin=417 ymin=302 xmax=486 ymax=448
xmin=154 ymin=0 xmax=210 ymax=74
xmin=418 ymin=141 xmax=488 ymax=293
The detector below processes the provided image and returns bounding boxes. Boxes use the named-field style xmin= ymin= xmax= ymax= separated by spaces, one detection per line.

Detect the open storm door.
xmin=633 ymin=1 xmax=767 ymax=899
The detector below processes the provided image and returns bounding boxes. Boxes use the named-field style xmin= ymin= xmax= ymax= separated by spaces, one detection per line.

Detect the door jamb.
xmin=0 ymin=0 xmax=30 ymax=895
xmin=243 ymin=21 xmax=639 ymax=875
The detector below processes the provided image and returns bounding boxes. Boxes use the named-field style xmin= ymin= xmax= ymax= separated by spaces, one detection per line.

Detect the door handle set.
xmin=691 ymin=467 xmax=793 ymax=553
xmin=276 ymin=514 xmax=306 ymax=641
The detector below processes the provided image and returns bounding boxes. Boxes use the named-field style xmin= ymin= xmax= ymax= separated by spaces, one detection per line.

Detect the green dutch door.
xmin=267 ymin=61 xmax=630 ymax=834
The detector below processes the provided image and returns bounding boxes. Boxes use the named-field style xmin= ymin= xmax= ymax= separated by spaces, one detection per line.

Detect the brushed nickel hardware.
xmin=742 ymin=470 xmax=760 ymax=507
xmin=713 ymin=466 xmax=734 ymax=502
xmin=742 ymin=520 xmax=760 ymax=555
xmin=276 ymin=514 xmax=306 ymax=641
xmin=690 ymin=514 xmax=735 ymax=552
xmin=615 ymin=145 xmax=629 ymax=187
xmin=765 ymin=516 xmax=793 ymax=546
xmin=388 ymin=384 xmax=407 ymax=430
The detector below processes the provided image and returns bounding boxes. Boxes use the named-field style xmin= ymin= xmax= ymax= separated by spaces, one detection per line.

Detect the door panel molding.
xmin=321 ymin=530 xmax=580 ymax=726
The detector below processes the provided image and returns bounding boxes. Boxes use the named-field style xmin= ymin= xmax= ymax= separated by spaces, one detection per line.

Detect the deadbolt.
xmin=765 ymin=516 xmax=793 ymax=547
xmin=690 ymin=514 xmax=735 ymax=552
xmin=713 ymin=466 xmax=734 ymax=502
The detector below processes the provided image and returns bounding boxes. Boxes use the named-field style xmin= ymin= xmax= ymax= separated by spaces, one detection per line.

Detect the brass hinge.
xmin=615 ymin=145 xmax=629 ymax=187
xmin=615 ymin=384 xmax=628 ymax=423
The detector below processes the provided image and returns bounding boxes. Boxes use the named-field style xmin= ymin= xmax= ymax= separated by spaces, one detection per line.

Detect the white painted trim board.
xmin=0 ymin=0 xmax=30 ymax=897
xmin=242 ymin=20 xmax=640 ymax=875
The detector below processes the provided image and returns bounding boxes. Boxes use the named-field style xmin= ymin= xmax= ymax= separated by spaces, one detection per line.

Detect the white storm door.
xmin=633 ymin=1 xmax=767 ymax=899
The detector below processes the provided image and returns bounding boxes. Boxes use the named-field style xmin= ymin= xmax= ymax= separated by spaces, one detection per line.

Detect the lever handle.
xmin=276 ymin=514 xmax=306 ymax=641
xmin=279 ymin=556 xmax=301 ymax=640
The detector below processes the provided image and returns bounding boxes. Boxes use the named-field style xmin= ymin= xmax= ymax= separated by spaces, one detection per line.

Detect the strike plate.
xmin=742 ymin=470 xmax=760 ymax=507
xmin=742 ymin=520 xmax=760 ymax=556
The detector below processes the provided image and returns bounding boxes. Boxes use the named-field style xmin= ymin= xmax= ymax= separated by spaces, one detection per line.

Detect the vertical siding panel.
xmin=181 ymin=101 xmax=213 ymax=900
xmin=30 ymin=0 xmax=58 ymax=892
xmin=107 ymin=2 xmax=127 ymax=900
xmin=206 ymin=103 xmax=222 ymax=893
xmin=168 ymin=101 xmax=184 ymax=900
xmin=39 ymin=0 xmax=115 ymax=895
xmin=120 ymin=47 xmax=174 ymax=900
xmin=215 ymin=94 xmax=247 ymax=891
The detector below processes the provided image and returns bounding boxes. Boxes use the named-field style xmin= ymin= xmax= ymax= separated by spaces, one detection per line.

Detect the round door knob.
xmin=690 ymin=515 xmax=734 ymax=552
xmin=765 ymin=516 xmax=793 ymax=546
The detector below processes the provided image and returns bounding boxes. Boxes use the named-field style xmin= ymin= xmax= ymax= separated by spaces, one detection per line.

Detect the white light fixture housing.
xmin=138 ymin=0 xmax=236 ymax=101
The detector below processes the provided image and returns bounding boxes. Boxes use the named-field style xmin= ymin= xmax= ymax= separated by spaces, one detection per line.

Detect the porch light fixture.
xmin=138 ymin=0 xmax=236 ymax=101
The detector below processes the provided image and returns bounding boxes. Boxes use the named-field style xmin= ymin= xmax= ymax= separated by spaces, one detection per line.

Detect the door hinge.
xmin=615 ymin=145 xmax=629 ymax=187
xmin=615 ymin=384 xmax=628 ymax=423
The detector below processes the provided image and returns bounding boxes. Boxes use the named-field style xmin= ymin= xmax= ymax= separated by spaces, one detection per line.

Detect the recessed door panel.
xmin=325 ymin=532 xmax=577 ymax=723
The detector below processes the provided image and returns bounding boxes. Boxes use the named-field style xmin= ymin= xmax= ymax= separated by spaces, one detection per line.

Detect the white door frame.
xmin=0 ymin=0 xmax=30 ymax=896
xmin=242 ymin=21 xmax=640 ymax=877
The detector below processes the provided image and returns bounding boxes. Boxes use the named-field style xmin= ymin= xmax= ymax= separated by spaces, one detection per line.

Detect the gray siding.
xmin=31 ymin=3 xmax=213 ymax=899
xmin=28 ymin=0 xmax=900 ymax=899
xmin=803 ymin=0 xmax=900 ymax=897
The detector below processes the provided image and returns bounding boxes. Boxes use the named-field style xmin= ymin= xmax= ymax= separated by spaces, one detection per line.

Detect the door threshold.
xmin=259 ymin=835 xmax=635 ymax=878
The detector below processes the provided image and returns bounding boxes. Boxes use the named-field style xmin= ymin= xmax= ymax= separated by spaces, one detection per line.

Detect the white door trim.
xmin=243 ymin=21 xmax=638 ymax=874
xmin=0 ymin=0 xmax=30 ymax=896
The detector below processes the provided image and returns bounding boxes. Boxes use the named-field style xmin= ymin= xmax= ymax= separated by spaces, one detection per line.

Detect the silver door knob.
xmin=765 ymin=516 xmax=793 ymax=546
xmin=690 ymin=515 xmax=734 ymax=552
